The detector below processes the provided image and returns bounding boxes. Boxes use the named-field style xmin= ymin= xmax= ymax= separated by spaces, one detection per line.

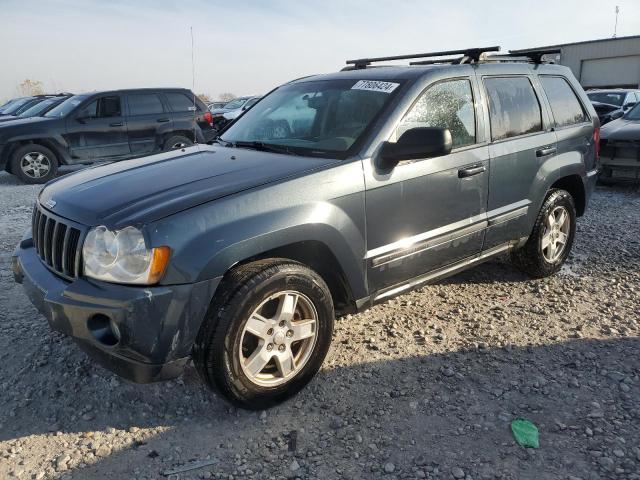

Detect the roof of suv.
xmin=73 ymin=88 xmax=194 ymax=96
xmin=291 ymin=62 xmax=572 ymax=85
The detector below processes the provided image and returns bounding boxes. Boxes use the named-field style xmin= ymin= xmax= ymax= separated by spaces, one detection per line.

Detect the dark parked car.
xmin=13 ymin=47 xmax=598 ymax=408
xmin=0 ymin=88 xmax=215 ymax=183
xmin=586 ymin=89 xmax=640 ymax=125
xmin=599 ymin=102 xmax=640 ymax=183
xmin=210 ymin=96 xmax=260 ymax=130
xmin=0 ymin=95 xmax=71 ymax=125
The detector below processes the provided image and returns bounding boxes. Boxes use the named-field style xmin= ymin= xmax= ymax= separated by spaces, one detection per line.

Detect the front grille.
xmin=32 ymin=204 xmax=84 ymax=280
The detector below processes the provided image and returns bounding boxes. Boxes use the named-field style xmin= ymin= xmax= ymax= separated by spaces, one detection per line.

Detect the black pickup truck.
xmin=0 ymin=88 xmax=216 ymax=183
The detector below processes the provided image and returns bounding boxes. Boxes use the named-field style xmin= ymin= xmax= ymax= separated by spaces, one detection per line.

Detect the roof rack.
xmin=346 ymin=46 xmax=501 ymax=69
xmin=409 ymin=57 xmax=464 ymax=65
xmin=507 ymin=48 xmax=561 ymax=64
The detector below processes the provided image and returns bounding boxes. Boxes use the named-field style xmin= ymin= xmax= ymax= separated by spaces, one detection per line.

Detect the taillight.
xmin=204 ymin=111 xmax=213 ymax=127
xmin=593 ymin=126 xmax=600 ymax=159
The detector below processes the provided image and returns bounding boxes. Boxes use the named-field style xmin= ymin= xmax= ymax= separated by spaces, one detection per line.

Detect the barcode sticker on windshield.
xmin=351 ymin=80 xmax=399 ymax=94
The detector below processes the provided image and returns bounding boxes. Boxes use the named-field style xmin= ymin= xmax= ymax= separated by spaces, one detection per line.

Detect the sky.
xmin=1 ymin=0 xmax=639 ymax=102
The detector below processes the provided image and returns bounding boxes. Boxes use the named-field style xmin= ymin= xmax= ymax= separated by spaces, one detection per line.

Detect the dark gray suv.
xmin=13 ymin=47 xmax=599 ymax=408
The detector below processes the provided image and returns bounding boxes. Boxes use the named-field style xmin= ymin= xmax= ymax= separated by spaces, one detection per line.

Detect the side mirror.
xmin=624 ymin=101 xmax=636 ymax=110
xmin=378 ymin=127 xmax=452 ymax=170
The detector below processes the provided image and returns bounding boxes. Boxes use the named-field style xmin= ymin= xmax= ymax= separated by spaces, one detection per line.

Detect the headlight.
xmin=82 ymin=226 xmax=170 ymax=285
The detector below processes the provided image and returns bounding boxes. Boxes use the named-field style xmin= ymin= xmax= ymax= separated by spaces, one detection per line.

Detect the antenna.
xmin=613 ymin=5 xmax=620 ymax=38
xmin=191 ymin=26 xmax=197 ymax=145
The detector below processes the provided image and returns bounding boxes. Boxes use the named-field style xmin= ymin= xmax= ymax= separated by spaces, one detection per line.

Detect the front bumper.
xmin=12 ymin=235 xmax=221 ymax=383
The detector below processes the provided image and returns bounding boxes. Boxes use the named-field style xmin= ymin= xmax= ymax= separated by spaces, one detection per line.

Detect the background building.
xmin=512 ymin=35 xmax=640 ymax=89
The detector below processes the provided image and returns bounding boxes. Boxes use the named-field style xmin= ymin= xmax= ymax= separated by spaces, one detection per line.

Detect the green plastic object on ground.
xmin=511 ymin=419 xmax=539 ymax=448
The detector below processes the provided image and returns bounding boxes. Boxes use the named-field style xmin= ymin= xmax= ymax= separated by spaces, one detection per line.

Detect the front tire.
xmin=193 ymin=259 xmax=334 ymax=409
xmin=511 ymin=189 xmax=576 ymax=278
xmin=10 ymin=144 xmax=59 ymax=184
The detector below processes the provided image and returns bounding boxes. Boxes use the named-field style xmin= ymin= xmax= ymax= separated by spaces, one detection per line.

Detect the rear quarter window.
xmin=166 ymin=92 xmax=197 ymax=112
xmin=484 ymin=77 xmax=542 ymax=141
xmin=540 ymin=76 xmax=587 ymax=127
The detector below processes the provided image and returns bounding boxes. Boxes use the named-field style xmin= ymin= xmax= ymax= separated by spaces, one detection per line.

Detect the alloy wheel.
xmin=20 ymin=152 xmax=51 ymax=179
xmin=541 ymin=206 xmax=570 ymax=262
xmin=239 ymin=290 xmax=318 ymax=387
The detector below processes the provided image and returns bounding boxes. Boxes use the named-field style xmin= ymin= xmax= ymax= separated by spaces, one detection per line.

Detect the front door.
xmin=365 ymin=77 xmax=489 ymax=296
xmin=65 ymin=95 xmax=130 ymax=161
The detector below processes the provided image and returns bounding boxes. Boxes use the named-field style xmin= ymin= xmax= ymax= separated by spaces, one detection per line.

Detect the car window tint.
xmin=398 ymin=79 xmax=475 ymax=149
xmin=100 ymin=97 xmax=121 ymax=117
xmin=166 ymin=92 xmax=195 ymax=112
xmin=82 ymin=96 xmax=121 ymax=118
xmin=540 ymin=76 xmax=587 ymax=127
xmin=484 ymin=77 xmax=542 ymax=141
xmin=128 ymin=94 xmax=164 ymax=115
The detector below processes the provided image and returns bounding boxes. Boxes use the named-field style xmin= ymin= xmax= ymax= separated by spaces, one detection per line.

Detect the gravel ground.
xmin=1 ymin=171 xmax=639 ymax=480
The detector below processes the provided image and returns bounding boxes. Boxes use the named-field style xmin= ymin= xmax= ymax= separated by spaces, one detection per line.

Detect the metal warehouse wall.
xmin=522 ymin=36 xmax=640 ymax=89
xmin=561 ymin=37 xmax=640 ymax=88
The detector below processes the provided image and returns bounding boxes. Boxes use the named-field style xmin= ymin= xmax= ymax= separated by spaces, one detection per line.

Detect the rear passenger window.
xmin=484 ymin=77 xmax=542 ymax=141
xmin=165 ymin=92 xmax=197 ymax=112
xmin=399 ymin=79 xmax=475 ymax=149
xmin=128 ymin=94 xmax=164 ymax=115
xmin=540 ymin=76 xmax=587 ymax=127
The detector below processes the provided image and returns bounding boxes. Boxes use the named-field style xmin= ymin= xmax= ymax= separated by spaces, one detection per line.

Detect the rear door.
xmin=538 ymin=75 xmax=593 ymax=174
xmin=164 ymin=91 xmax=197 ymax=141
xmin=125 ymin=92 xmax=172 ymax=155
xmin=481 ymin=73 xmax=556 ymax=249
xmin=65 ymin=95 xmax=130 ymax=161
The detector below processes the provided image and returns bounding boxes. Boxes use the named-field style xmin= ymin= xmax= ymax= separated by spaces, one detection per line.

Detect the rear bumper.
xmin=13 ymin=235 xmax=221 ymax=383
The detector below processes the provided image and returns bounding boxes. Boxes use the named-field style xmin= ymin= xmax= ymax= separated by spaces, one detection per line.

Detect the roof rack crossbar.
xmin=507 ymin=48 xmax=561 ymax=64
xmin=346 ymin=46 xmax=500 ymax=69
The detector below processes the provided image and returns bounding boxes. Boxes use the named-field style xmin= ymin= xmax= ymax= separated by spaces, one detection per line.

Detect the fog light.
xmin=87 ymin=314 xmax=120 ymax=347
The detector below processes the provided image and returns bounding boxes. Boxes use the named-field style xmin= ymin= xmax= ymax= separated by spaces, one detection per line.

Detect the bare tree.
xmin=218 ymin=92 xmax=237 ymax=102
xmin=197 ymin=93 xmax=212 ymax=103
xmin=18 ymin=79 xmax=45 ymax=96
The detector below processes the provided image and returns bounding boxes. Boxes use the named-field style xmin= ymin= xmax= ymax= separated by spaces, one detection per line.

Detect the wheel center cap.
xmin=273 ymin=331 xmax=286 ymax=345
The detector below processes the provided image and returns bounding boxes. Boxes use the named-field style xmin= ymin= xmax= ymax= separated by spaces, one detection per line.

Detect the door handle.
xmin=458 ymin=164 xmax=486 ymax=178
xmin=536 ymin=146 xmax=557 ymax=157
xmin=156 ymin=118 xmax=170 ymax=123
xmin=109 ymin=122 xmax=123 ymax=127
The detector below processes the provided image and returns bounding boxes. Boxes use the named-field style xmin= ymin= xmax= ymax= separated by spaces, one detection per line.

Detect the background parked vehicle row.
xmin=0 ymin=88 xmax=215 ymax=183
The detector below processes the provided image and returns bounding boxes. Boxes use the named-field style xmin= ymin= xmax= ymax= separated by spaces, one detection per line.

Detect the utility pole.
xmin=613 ymin=5 xmax=619 ymax=38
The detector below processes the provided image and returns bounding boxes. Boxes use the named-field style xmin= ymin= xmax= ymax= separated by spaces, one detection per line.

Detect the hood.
xmin=39 ymin=145 xmax=337 ymax=228
xmin=0 ymin=115 xmax=21 ymax=123
xmin=210 ymin=107 xmax=236 ymax=114
xmin=600 ymin=118 xmax=640 ymax=141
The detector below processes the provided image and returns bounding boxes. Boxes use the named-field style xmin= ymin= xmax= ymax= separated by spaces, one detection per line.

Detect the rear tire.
xmin=10 ymin=144 xmax=59 ymax=184
xmin=193 ymin=259 xmax=334 ymax=409
xmin=511 ymin=189 xmax=576 ymax=278
xmin=163 ymin=135 xmax=194 ymax=151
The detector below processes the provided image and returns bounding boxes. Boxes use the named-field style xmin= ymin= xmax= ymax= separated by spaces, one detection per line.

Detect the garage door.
xmin=580 ymin=55 xmax=640 ymax=88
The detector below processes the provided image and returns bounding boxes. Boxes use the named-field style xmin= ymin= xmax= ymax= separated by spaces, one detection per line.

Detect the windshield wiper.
xmin=232 ymin=141 xmax=300 ymax=156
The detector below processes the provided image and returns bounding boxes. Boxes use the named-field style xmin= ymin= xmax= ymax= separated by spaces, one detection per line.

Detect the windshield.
xmin=0 ymin=98 xmax=23 ymax=112
xmin=44 ymin=94 xmax=88 ymax=118
xmin=1 ymin=97 xmax=34 ymax=115
xmin=220 ymin=79 xmax=402 ymax=157
xmin=224 ymin=98 xmax=249 ymax=110
xmin=18 ymin=98 xmax=59 ymax=117
xmin=587 ymin=92 xmax=625 ymax=107
xmin=626 ymin=103 xmax=640 ymax=121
